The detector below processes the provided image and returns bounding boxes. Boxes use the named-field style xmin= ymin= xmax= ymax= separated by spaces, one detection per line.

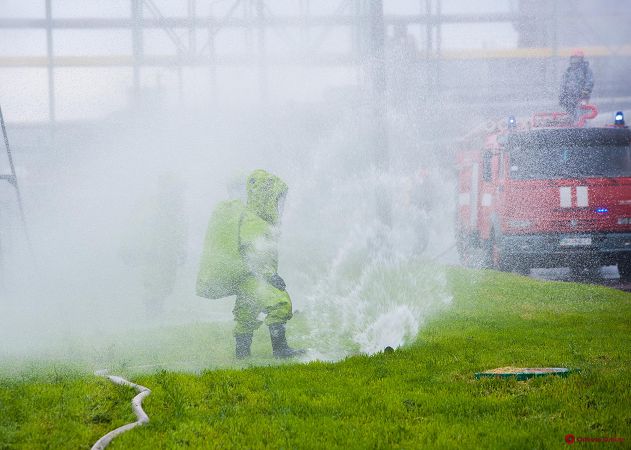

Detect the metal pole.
xmin=368 ymin=0 xmax=390 ymax=226
xmin=435 ymin=0 xmax=441 ymax=94
xmin=208 ymin=9 xmax=217 ymax=105
xmin=256 ymin=0 xmax=268 ymax=105
xmin=187 ymin=0 xmax=195 ymax=105
xmin=244 ymin=0 xmax=253 ymax=56
xmin=425 ymin=0 xmax=432 ymax=56
xmin=45 ymin=0 xmax=55 ymax=124
xmin=425 ymin=0 xmax=432 ymax=95
xmin=131 ymin=0 xmax=143 ymax=102
xmin=300 ymin=0 xmax=310 ymax=53
xmin=188 ymin=0 xmax=197 ymax=55
xmin=552 ymin=0 xmax=559 ymax=93
xmin=368 ymin=0 xmax=388 ymax=168
xmin=353 ymin=0 xmax=363 ymax=84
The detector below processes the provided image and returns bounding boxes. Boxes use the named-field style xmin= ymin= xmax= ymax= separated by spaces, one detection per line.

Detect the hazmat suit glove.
xmin=268 ymin=273 xmax=286 ymax=291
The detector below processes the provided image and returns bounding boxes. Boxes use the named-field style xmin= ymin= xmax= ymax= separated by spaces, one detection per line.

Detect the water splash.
xmin=283 ymin=163 xmax=454 ymax=360
xmin=353 ymin=304 xmax=420 ymax=354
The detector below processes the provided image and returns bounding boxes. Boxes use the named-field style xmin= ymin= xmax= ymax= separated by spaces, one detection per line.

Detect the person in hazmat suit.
xmin=121 ymin=173 xmax=187 ymax=317
xmin=559 ymin=50 xmax=594 ymax=120
xmin=196 ymin=169 xmax=303 ymax=359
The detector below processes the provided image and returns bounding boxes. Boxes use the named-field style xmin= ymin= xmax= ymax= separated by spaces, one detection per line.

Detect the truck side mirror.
xmin=482 ymin=152 xmax=493 ymax=182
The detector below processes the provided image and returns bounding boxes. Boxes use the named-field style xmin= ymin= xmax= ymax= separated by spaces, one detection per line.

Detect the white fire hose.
xmin=91 ymin=370 xmax=151 ymax=450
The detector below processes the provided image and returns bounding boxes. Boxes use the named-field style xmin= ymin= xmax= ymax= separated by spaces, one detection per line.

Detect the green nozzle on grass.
xmin=475 ymin=367 xmax=579 ymax=381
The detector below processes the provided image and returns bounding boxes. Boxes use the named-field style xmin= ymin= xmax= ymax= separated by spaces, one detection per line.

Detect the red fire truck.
xmin=456 ymin=107 xmax=631 ymax=279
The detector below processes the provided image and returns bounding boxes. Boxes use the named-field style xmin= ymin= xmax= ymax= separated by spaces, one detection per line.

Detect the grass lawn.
xmin=1 ymin=268 xmax=630 ymax=449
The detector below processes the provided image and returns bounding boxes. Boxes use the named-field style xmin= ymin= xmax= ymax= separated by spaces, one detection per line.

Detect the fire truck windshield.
xmin=509 ymin=145 xmax=631 ymax=180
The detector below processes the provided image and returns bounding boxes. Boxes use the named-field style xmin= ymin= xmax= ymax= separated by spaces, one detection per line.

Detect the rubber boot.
xmin=269 ymin=323 xmax=305 ymax=359
xmin=235 ymin=333 xmax=253 ymax=359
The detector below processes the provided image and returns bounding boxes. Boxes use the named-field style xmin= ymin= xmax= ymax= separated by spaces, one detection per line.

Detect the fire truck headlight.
xmin=508 ymin=219 xmax=532 ymax=229
xmin=618 ymin=217 xmax=631 ymax=225
xmin=615 ymin=111 xmax=625 ymax=126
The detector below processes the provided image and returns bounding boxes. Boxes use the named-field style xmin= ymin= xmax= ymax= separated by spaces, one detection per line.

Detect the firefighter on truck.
xmin=456 ymin=110 xmax=631 ymax=280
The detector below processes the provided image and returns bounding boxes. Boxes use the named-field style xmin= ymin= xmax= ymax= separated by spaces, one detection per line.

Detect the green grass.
xmin=1 ymin=268 xmax=630 ymax=449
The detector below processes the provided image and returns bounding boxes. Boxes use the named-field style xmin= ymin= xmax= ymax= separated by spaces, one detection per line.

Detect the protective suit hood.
xmin=246 ymin=169 xmax=288 ymax=224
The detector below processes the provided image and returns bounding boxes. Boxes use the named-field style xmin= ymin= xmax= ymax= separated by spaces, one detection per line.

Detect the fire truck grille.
xmin=550 ymin=219 xmax=599 ymax=229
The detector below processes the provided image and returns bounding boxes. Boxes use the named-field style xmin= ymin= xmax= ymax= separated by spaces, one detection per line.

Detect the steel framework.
xmin=1 ymin=0 xmax=631 ymax=123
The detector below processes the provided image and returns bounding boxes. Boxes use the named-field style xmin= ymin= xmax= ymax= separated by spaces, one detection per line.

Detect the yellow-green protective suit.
xmin=121 ymin=175 xmax=186 ymax=315
xmin=197 ymin=169 xmax=293 ymax=335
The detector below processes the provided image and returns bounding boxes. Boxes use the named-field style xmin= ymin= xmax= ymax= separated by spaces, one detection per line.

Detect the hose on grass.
xmin=91 ymin=370 xmax=151 ymax=450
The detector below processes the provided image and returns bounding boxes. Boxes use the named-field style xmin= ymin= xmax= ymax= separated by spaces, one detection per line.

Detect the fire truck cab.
xmin=456 ymin=108 xmax=631 ymax=279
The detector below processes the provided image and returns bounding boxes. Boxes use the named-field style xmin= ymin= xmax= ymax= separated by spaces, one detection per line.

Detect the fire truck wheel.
xmin=618 ymin=258 xmax=631 ymax=282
